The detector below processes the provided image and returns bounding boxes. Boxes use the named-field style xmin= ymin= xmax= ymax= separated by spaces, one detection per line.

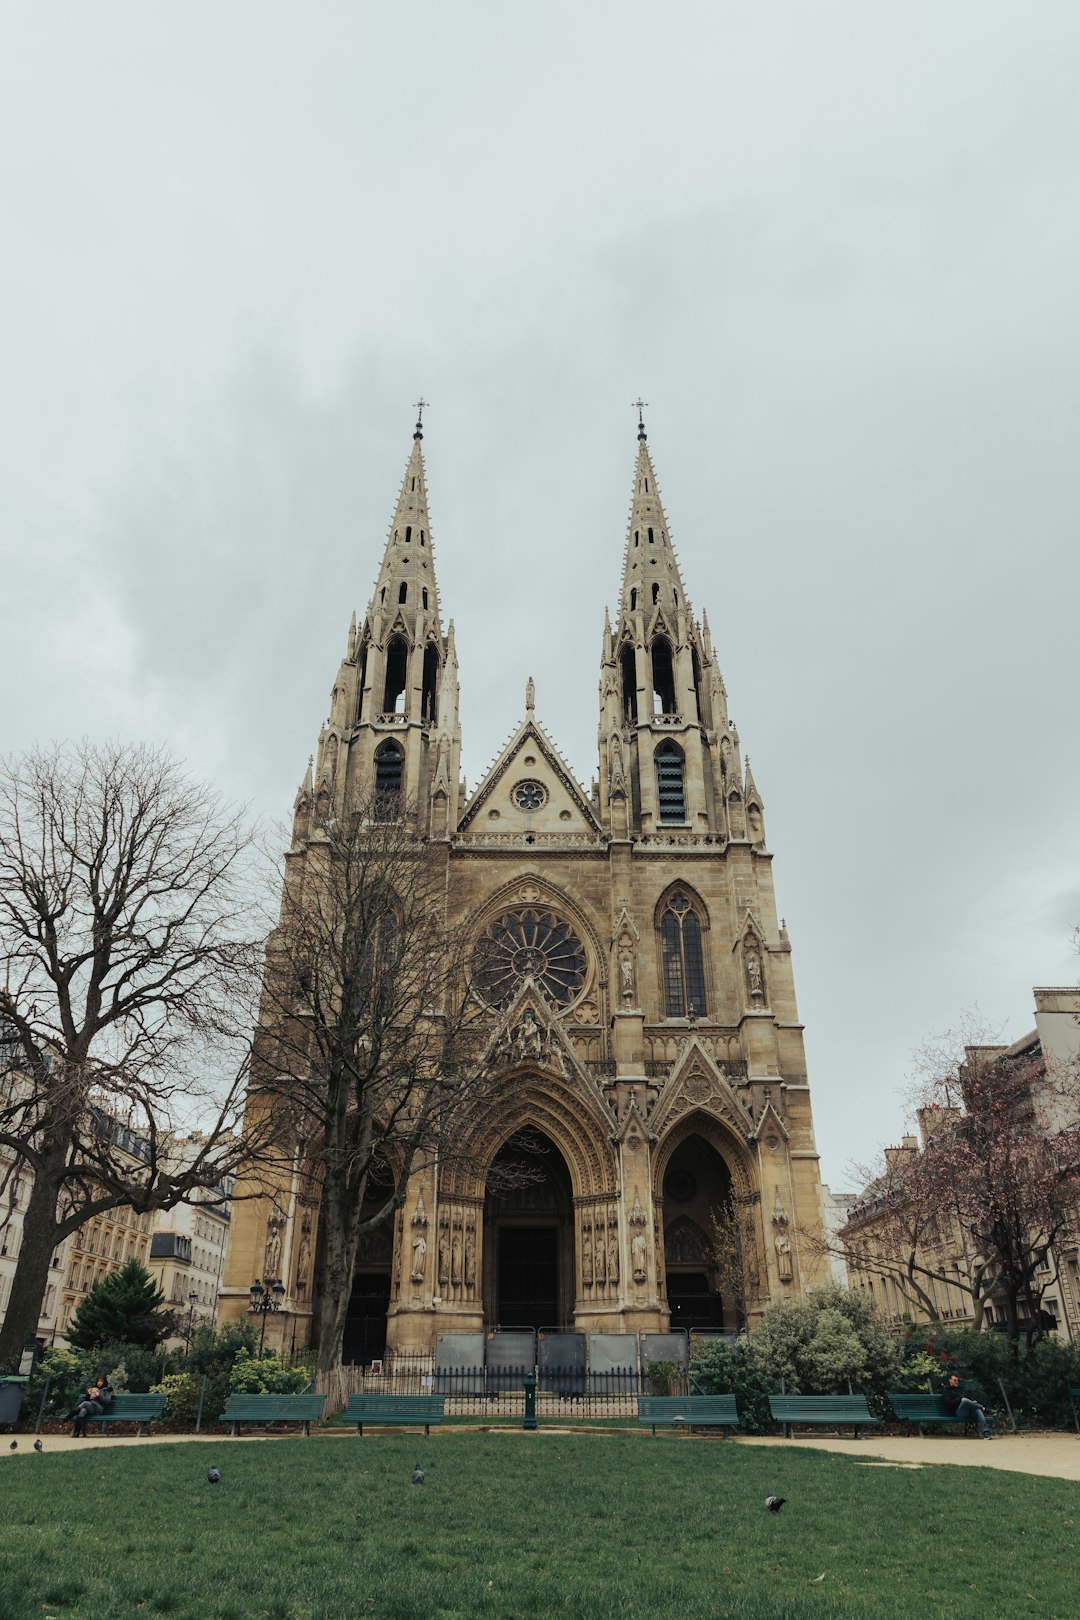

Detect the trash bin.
xmin=0 ymin=1379 xmax=25 ymax=1429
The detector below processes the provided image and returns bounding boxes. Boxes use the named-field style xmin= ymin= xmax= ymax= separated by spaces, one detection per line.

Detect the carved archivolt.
xmin=651 ymin=1109 xmax=759 ymax=1207
xmin=442 ymin=1074 xmax=618 ymax=1200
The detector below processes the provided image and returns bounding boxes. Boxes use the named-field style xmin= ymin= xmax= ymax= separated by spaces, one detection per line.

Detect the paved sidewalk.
xmin=4 ymin=1427 xmax=1080 ymax=1482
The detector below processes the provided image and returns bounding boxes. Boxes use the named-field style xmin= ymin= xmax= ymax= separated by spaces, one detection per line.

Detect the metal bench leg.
xmin=136 ymin=1424 xmax=144 ymax=1437
xmin=231 ymin=1423 xmax=238 ymax=1437
xmin=424 ymin=1424 xmax=429 ymax=1437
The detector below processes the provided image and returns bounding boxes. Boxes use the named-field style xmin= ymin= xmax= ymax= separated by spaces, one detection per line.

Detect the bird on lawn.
xmin=8 ymin=1440 xmax=16 ymax=1451
xmin=207 ymin=1467 xmax=221 ymax=1485
xmin=412 ymin=1464 xmax=425 ymax=1485
xmin=33 ymin=1440 xmax=43 ymax=1453
xmin=765 ymin=1496 xmax=786 ymax=1513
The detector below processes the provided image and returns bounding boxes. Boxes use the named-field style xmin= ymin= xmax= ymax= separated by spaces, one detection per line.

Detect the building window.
xmin=660 ymin=891 xmax=707 ymax=1018
xmin=374 ymin=741 xmax=404 ymax=819
xmin=655 ymin=741 xmax=686 ymax=822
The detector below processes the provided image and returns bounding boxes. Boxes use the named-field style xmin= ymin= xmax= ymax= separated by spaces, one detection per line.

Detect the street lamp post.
xmin=182 ymin=1290 xmax=199 ymax=1359
xmin=248 ymin=1279 xmax=286 ymax=1357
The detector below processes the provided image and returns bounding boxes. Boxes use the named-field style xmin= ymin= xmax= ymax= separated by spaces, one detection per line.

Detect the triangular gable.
xmin=479 ymin=979 xmax=614 ymax=1120
xmin=650 ymin=1038 xmax=755 ymax=1142
xmin=749 ymin=1096 xmax=789 ymax=1146
xmin=458 ymin=719 xmax=601 ymax=835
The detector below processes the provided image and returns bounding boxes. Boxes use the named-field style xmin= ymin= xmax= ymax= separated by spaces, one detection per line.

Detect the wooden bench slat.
xmin=83 ymin=1393 xmax=167 ymax=1435
xmin=342 ymin=1394 xmax=446 ymax=1435
xmin=217 ymin=1393 xmax=326 ymax=1436
xmin=888 ymin=1394 xmax=991 ymax=1435
xmin=768 ymin=1395 xmax=880 ymax=1438
xmin=637 ymin=1395 xmax=740 ymax=1437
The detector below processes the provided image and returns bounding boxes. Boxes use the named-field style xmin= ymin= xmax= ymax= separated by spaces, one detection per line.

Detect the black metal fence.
xmin=318 ymin=1355 xmax=693 ymax=1419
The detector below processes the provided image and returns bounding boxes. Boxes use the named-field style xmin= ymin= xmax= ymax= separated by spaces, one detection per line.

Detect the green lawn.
xmin=1 ymin=1432 xmax=1076 ymax=1620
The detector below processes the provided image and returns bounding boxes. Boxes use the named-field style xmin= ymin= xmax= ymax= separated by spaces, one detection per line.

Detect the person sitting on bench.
xmin=942 ymin=1373 xmax=991 ymax=1438
xmin=69 ymin=1375 xmax=113 ymax=1437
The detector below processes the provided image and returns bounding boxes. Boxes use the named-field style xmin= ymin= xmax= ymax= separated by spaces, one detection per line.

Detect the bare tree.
xmin=709 ymin=1196 xmax=764 ymax=1330
xmin=0 ymin=742 xmax=269 ymax=1364
xmin=253 ymin=792 xmax=525 ymax=1375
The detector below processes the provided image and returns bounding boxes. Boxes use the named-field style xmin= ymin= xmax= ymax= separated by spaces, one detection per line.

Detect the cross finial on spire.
xmin=413 ymin=398 xmax=428 ymax=440
xmin=632 ymin=398 xmax=648 ymax=440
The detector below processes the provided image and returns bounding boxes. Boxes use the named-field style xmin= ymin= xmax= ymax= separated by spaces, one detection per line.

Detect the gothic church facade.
xmin=222 ymin=415 xmax=826 ymax=1359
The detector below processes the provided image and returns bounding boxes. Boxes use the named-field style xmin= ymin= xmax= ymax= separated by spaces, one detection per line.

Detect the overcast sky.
xmin=2 ymin=3 xmax=1078 ymax=1187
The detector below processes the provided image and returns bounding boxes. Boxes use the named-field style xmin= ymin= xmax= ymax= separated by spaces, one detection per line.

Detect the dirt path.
xmin=5 ymin=1426 xmax=1080 ymax=1482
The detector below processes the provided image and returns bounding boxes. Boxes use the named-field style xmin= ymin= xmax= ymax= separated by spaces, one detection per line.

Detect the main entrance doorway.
xmin=484 ymin=1131 xmax=575 ymax=1330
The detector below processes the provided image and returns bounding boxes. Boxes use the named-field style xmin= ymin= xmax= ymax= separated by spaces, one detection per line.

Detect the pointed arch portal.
xmin=484 ymin=1131 xmax=575 ymax=1330
xmin=661 ymin=1134 xmax=733 ymax=1331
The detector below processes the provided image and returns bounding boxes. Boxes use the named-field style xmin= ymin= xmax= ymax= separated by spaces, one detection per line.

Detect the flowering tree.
xmin=840 ymin=1030 xmax=1080 ymax=1351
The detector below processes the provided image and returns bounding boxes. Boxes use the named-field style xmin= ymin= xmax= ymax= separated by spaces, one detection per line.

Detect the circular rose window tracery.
xmin=474 ymin=907 xmax=587 ymax=1010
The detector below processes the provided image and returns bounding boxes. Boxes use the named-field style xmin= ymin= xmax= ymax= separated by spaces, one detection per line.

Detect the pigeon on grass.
xmin=8 ymin=1440 xmax=16 ymax=1451
xmin=34 ymin=1439 xmax=43 ymax=1453
xmin=207 ymin=1467 xmax=221 ymax=1485
xmin=765 ymin=1496 xmax=786 ymax=1513
xmin=411 ymin=1464 xmax=425 ymax=1485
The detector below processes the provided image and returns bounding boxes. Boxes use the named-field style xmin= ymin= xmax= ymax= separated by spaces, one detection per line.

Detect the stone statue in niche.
xmin=608 ymin=1231 xmax=620 ymax=1285
xmin=437 ymin=1223 xmax=450 ymax=1288
xmin=464 ymin=1224 xmax=476 ymax=1290
xmin=745 ymin=945 xmax=764 ymax=1002
xmin=451 ymin=1229 xmax=462 ymax=1286
xmin=294 ymin=1213 xmax=312 ymax=1298
xmin=581 ymin=1229 xmax=593 ymax=1286
xmin=595 ymin=1223 xmax=606 ymax=1285
xmin=772 ymin=1198 xmax=793 ymax=1282
xmin=620 ymin=952 xmax=635 ymax=1004
xmin=631 ymin=1232 xmax=647 ymax=1284
xmin=515 ymin=1015 xmax=543 ymax=1063
xmin=411 ymin=1232 xmax=427 ymax=1283
xmin=263 ymin=1218 xmax=282 ymax=1280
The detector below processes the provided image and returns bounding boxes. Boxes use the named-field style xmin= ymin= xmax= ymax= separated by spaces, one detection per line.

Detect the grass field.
xmin=2 ymin=1432 xmax=1077 ymax=1620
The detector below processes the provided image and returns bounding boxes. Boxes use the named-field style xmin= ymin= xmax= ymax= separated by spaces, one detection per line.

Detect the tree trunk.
xmin=314 ymin=1163 xmax=370 ymax=1376
xmin=0 ymin=1164 xmax=63 ymax=1365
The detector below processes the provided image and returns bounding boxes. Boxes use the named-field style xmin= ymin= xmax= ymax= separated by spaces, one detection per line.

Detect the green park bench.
xmin=768 ymin=1394 xmax=880 ymax=1439
xmin=888 ymin=1393 xmax=991 ymax=1437
xmin=637 ymin=1394 xmax=740 ymax=1438
xmin=342 ymin=1394 xmax=446 ymax=1435
xmin=1068 ymin=1387 xmax=1080 ymax=1434
xmin=217 ymin=1393 xmax=326 ymax=1437
xmin=80 ymin=1393 xmax=167 ymax=1436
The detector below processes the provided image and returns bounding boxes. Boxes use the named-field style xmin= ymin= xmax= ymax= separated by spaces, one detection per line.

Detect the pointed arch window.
xmin=421 ymin=642 xmax=439 ymax=724
xmin=405 ymin=525 xmax=412 ymax=543
xmin=651 ymin=637 xmax=677 ymax=715
xmin=374 ymin=740 xmax=404 ymax=819
xmin=399 ymin=583 xmax=408 ymax=604
xmin=652 ymin=583 xmax=660 ymax=605
xmin=382 ymin=635 xmax=409 ymax=713
xmin=660 ymin=891 xmax=707 ymax=1018
xmin=630 ymin=588 xmax=638 ymax=612
xmin=655 ymin=740 xmax=686 ymax=822
xmin=620 ymin=645 xmax=638 ymax=723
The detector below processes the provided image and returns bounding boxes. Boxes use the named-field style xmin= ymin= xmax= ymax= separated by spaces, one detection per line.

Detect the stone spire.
xmin=619 ymin=430 xmax=690 ymax=630
xmin=368 ymin=414 xmax=441 ymax=629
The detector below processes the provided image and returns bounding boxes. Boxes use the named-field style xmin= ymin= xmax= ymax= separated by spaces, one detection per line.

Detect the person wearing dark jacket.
xmin=70 ymin=1376 xmax=113 ymax=1437
xmin=942 ymin=1373 xmax=991 ymax=1437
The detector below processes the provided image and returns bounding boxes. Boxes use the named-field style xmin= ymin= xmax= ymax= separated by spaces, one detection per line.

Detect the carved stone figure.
xmin=438 ymin=1225 xmax=450 ymax=1288
xmin=774 ymin=1230 xmax=793 ymax=1282
xmin=451 ymin=1231 xmax=462 ymax=1286
xmin=411 ymin=1233 xmax=427 ymax=1283
xmin=464 ymin=1225 xmax=476 ymax=1289
xmin=595 ymin=1225 xmax=606 ymax=1285
xmin=746 ymin=948 xmax=764 ymax=1000
xmin=263 ymin=1219 xmax=282 ymax=1280
xmin=631 ymin=1232 xmax=647 ymax=1284
xmin=581 ymin=1229 xmax=593 ymax=1286
xmin=620 ymin=953 xmax=635 ymax=1003
xmin=295 ymin=1226 xmax=311 ymax=1298
xmin=608 ymin=1232 xmax=620 ymax=1285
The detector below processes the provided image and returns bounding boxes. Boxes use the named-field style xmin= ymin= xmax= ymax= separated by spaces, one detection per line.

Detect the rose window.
xmin=512 ymin=779 xmax=547 ymax=811
xmin=474 ymin=907 xmax=587 ymax=1009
